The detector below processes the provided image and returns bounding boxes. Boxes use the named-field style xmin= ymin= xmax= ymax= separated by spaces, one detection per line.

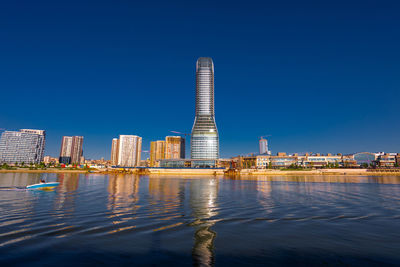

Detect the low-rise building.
xmin=375 ymin=153 xmax=397 ymax=167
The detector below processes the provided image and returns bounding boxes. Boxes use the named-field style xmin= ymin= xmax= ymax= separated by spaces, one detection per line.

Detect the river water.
xmin=0 ymin=173 xmax=399 ymax=266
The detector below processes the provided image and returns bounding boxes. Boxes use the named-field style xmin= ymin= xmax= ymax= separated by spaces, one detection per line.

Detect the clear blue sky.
xmin=1 ymin=0 xmax=399 ymax=159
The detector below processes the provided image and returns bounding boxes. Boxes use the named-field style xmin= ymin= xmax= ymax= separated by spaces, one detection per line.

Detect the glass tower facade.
xmin=191 ymin=57 xmax=219 ymax=159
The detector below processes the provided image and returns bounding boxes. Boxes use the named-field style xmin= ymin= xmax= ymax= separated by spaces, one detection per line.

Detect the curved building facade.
xmin=191 ymin=57 xmax=219 ymax=159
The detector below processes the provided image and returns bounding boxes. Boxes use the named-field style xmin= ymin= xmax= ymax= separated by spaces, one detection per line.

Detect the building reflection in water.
xmin=107 ymin=174 xmax=139 ymax=224
xmin=53 ymin=173 xmax=80 ymax=218
xmin=148 ymin=177 xmax=184 ymax=221
xmin=189 ymin=178 xmax=219 ymax=267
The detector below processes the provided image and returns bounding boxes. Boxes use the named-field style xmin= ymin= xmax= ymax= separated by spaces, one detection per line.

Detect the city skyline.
xmin=1 ymin=1 xmax=399 ymax=159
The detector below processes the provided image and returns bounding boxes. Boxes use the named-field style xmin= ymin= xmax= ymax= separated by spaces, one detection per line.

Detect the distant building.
xmin=111 ymin=138 xmax=119 ymax=166
xmin=71 ymin=136 xmax=84 ymax=164
xmin=43 ymin=156 xmax=59 ymax=164
xmin=259 ymin=137 xmax=270 ymax=155
xmin=117 ymin=135 xmax=142 ymax=167
xmin=0 ymin=129 xmax=46 ymax=164
xmin=150 ymin=140 xmax=165 ymax=167
xmin=59 ymin=136 xmax=73 ymax=164
xmin=165 ymin=136 xmax=185 ymax=159
xmin=59 ymin=136 xmax=84 ymax=165
xmin=375 ymin=153 xmax=397 ymax=167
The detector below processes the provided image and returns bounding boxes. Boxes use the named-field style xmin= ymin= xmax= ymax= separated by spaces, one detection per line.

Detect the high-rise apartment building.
xmin=165 ymin=136 xmax=185 ymax=159
xmin=259 ymin=137 xmax=270 ymax=155
xmin=59 ymin=136 xmax=84 ymax=164
xmin=111 ymin=138 xmax=119 ymax=166
xmin=191 ymin=57 xmax=219 ymax=159
xmin=71 ymin=136 xmax=84 ymax=164
xmin=59 ymin=136 xmax=73 ymax=164
xmin=0 ymin=129 xmax=46 ymax=164
xmin=117 ymin=135 xmax=142 ymax=167
xmin=150 ymin=140 xmax=165 ymax=167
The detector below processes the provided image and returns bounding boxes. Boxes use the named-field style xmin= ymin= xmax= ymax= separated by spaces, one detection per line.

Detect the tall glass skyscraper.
xmin=191 ymin=57 xmax=219 ymax=159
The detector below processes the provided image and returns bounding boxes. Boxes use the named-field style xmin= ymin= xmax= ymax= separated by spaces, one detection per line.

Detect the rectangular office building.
xmin=0 ymin=129 xmax=46 ymax=164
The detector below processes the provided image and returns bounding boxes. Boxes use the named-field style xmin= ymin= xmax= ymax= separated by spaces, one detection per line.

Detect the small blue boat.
xmin=26 ymin=182 xmax=60 ymax=189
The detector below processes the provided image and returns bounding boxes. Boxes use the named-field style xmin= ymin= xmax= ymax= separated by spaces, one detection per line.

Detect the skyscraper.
xmin=117 ymin=135 xmax=142 ymax=167
xmin=191 ymin=57 xmax=219 ymax=159
xmin=59 ymin=136 xmax=84 ymax=164
xmin=111 ymin=138 xmax=119 ymax=166
xmin=0 ymin=129 xmax=46 ymax=164
xmin=165 ymin=136 xmax=185 ymax=159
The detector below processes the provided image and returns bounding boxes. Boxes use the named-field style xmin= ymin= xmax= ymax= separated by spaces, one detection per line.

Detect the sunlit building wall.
xmin=150 ymin=140 xmax=165 ymax=167
xmin=59 ymin=136 xmax=84 ymax=164
xmin=165 ymin=136 xmax=185 ymax=159
xmin=111 ymin=138 xmax=119 ymax=166
xmin=117 ymin=135 xmax=142 ymax=167
xmin=0 ymin=129 xmax=46 ymax=164
xmin=71 ymin=136 xmax=84 ymax=164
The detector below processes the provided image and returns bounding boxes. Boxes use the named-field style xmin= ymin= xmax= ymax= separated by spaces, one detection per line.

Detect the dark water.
xmin=0 ymin=173 xmax=400 ymax=266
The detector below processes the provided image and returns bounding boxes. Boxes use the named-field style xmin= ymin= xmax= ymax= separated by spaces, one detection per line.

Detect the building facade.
xmin=59 ymin=136 xmax=73 ymax=164
xmin=0 ymin=129 xmax=46 ymax=164
xmin=117 ymin=135 xmax=142 ymax=167
xmin=191 ymin=57 xmax=219 ymax=159
xmin=259 ymin=138 xmax=270 ymax=155
xmin=111 ymin=138 xmax=119 ymax=166
xmin=165 ymin=136 xmax=185 ymax=159
xmin=150 ymin=140 xmax=165 ymax=167
xmin=59 ymin=136 xmax=84 ymax=165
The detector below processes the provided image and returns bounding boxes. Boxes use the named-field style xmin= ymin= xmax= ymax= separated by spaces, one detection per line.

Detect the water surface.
xmin=0 ymin=173 xmax=399 ymax=266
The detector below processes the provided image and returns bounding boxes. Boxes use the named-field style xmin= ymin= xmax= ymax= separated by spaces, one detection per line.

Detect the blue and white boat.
xmin=26 ymin=182 xmax=60 ymax=189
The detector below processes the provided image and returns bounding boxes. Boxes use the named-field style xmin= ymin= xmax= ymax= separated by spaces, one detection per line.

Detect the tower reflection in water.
xmin=53 ymin=173 xmax=79 ymax=218
xmin=189 ymin=178 xmax=219 ymax=267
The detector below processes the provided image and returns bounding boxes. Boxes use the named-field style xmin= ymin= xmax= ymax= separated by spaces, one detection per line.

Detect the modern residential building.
xmin=59 ymin=136 xmax=84 ymax=164
xmin=191 ymin=57 xmax=219 ymax=159
xmin=259 ymin=137 xmax=270 ymax=155
xmin=375 ymin=153 xmax=397 ymax=167
xmin=59 ymin=136 xmax=73 ymax=164
xmin=150 ymin=140 xmax=165 ymax=167
xmin=0 ymin=129 xmax=46 ymax=164
xmin=165 ymin=136 xmax=185 ymax=159
xmin=111 ymin=138 xmax=119 ymax=166
xmin=117 ymin=135 xmax=142 ymax=167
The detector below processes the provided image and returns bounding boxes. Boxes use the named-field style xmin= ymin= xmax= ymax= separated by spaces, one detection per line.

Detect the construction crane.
xmin=170 ymin=131 xmax=191 ymax=138
xmin=259 ymin=134 xmax=271 ymax=140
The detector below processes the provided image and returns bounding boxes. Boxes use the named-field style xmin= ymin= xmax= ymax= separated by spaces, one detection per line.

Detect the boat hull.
xmin=26 ymin=182 xmax=60 ymax=189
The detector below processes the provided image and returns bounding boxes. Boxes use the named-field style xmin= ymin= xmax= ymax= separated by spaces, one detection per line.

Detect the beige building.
xmin=59 ymin=136 xmax=84 ymax=165
xmin=165 ymin=136 xmax=185 ymax=159
xmin=150 ymin=140 xmax=165 ymax=167
xmin=117 ymin=135 xmax=142 ymax=167
xmin=111 ymin=138 xmax=119 ymax=166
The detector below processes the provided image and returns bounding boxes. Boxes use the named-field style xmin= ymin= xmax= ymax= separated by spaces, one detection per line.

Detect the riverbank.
xmin=1 ymin=168 xmax=400 ymax=176
xmin=0 ymin=169 xmax=88 ymax=173
xmin=104 ymin=168 xmax=400 ymax=176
